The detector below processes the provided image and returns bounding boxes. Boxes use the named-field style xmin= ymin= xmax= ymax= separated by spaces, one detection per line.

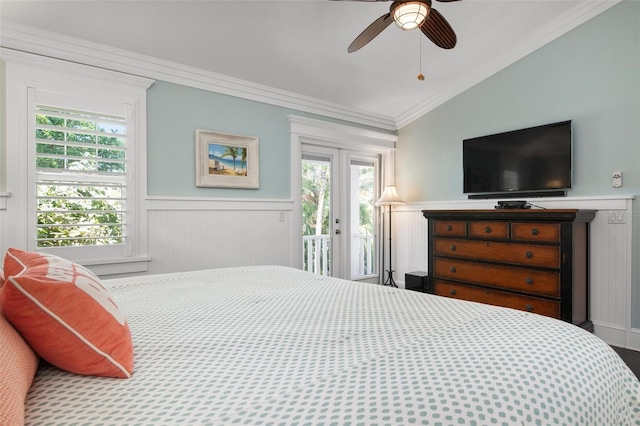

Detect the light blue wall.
xmin=147 ymin=83 xmax=291 ymax=198
xmin=396 ymin=0 xmax=640 ymax=325
xmin=147 ymin=82 xmax=394 ymax=198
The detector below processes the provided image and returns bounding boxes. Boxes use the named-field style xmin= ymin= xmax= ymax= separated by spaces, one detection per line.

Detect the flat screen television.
xmin=463 ymin=120 xmax=572 ymax=198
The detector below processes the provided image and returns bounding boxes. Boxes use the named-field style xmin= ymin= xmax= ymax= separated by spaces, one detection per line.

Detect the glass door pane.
xmin=350 ymin=159 xmax=377 ymax=278
xmin=301 ymin=153 xmax=332 ymax=276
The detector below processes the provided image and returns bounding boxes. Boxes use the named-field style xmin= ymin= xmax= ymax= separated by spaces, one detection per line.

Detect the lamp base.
xmin=382 ymin=269 xmax=398 ymax=288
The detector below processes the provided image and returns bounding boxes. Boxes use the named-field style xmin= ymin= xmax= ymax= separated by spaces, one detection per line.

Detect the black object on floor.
xmin=612 ymin=346 xmax=640 ymax=380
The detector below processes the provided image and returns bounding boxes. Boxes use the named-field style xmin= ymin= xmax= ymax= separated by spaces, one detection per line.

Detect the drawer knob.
xmin=484 ymin=226 xmax=491 ymax=233
xmin=450 ymin=244 xmax=457 ymax=251
xmin=531 ymin=228 xmax=539 ymax=236
xmin=446 ymin=225 xmax=453 ymax=231
xmin=450 ymin=289 xmax=457 ymax=296
xmin=525 ymin=277 xmax=534 ymax=285
xmin=525 ymin=304 xmax=533 ymax=312
xmin=525 ymin=251 xmax=533 ymax=259
xmin=450 ymin=266 xmax=457 ymax=273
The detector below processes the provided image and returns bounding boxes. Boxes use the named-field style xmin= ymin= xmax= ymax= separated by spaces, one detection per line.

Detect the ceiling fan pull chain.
xmin=418 ymin=32 xmax=425 ymax=81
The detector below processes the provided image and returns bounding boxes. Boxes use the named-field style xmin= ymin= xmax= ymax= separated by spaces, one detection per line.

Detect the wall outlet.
xmin=608 ymin=210 xmax=626 ymax=224
xmin=613 ymin=171 xmax=622 ymax=188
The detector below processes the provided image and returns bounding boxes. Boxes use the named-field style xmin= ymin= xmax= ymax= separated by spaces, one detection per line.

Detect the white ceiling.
xmin=0 ymin=0 xmax=618 ymax=129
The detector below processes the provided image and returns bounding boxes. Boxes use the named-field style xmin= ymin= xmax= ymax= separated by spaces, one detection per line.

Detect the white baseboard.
xmin=593 ymin=321 xmax=627 ymax=347
xmin=593 ymin=321 xmax=640 ymax=351
xmin=625 ymin=328 xmax=640 ymax=352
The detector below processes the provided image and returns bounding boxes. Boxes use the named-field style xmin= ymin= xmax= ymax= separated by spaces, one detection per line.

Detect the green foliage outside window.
xmin=301 ymin=162 xmax=330 ymax=236
xmin=36 ymin=184 xmax=123 ymax=247
xmin=301 ymin=161 xmax=375 ymax=237
xmin=356 ymin=165 xmax=375 ymax=236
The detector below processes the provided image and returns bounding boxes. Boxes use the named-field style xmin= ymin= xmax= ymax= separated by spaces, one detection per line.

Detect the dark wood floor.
xmin=612 ymin=346 xmax=640 ymax=379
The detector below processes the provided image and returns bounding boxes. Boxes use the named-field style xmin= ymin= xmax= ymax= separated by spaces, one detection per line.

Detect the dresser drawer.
xmin=433 ymin=258 xmax=560 ymax=297
xmin=468 ymin=221 xmax=509 ymax=239
xmin=433 ymin=220 xmax=466 ymax=237
xmin=434 ymin=280 xmax=561 ymax=319
xmin=511 ymin=223 xmax=561 ymax=243
xmin=433 ymin=238 xmax=560 ymax=268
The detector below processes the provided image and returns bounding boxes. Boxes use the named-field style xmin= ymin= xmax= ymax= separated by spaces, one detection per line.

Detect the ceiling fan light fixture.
xmin=393 ymin=1 xmax=429 ymax=31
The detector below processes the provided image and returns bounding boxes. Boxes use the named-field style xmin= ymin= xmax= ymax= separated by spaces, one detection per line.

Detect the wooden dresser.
xmin=422 ymin=209 xmax=595 ymax=330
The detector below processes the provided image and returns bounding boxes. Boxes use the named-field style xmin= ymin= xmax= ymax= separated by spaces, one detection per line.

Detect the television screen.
xmin=463 ymin=120 xmax=572 ymax=196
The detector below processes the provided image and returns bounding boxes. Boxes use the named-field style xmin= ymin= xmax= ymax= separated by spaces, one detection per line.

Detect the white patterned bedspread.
xmin=25 ymin=266 xmax=640 ymax=425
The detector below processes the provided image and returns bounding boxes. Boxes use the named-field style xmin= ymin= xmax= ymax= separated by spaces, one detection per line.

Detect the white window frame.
xmin=2 ymin=49 xmax=154 ymax=275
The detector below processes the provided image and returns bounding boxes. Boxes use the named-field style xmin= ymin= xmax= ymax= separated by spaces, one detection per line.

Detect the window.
xmin=28 ymin=88 xmax=142 ymax=265
xmin=35 ymin=106 xmax=128 ymax=248
xmin=3 ymin=50 xmax=153 ymax=274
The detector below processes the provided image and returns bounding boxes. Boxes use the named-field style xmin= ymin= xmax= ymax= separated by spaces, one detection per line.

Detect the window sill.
xmin=81 ymin=257 xmax=151 ymax=277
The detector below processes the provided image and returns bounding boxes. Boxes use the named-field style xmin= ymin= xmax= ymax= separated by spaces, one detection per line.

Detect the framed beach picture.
xmin=195 ymin=129 xmax=259 ymax=189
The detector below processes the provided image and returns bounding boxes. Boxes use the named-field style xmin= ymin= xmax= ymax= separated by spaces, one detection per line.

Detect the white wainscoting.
xmin=127 ymin=195 xmax=637 ymax=349
xmin=392 ymin=195 xmax=636 ymax=349
xmin=145 ymin=197 xmax=295 ymax=276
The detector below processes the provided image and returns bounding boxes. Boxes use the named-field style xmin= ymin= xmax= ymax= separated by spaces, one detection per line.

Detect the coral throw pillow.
xmin=0 ymin=314 xmax=39 ymax=425
xmin=1 ymin=248 xmax=133 ymax=378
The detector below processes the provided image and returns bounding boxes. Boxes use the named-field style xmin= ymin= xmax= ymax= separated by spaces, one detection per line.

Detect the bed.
xmin=4 ymin=260 xmax=640 ymax=424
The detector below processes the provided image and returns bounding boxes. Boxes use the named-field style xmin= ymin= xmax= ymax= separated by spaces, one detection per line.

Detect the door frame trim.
xmin=289 ymin=115 xmax=397 ymax=278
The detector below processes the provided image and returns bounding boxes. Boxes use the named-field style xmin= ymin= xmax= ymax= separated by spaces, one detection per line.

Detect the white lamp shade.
xmin=376 ymin=185 xmax=405 ymax=206
xmin=393 ymin=2 xmax=429 ymax=31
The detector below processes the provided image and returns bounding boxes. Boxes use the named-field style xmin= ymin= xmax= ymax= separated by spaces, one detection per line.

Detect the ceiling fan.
xmin=337 ymin=0 xmax=461 ymax=53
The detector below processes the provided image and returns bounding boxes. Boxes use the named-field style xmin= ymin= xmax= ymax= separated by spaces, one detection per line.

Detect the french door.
xmin=301 ymin=144 xmax=380 ymax=281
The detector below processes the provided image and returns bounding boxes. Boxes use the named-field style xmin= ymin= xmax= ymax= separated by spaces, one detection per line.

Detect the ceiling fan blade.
xmin=348 ymin=13 xmax=394 ymax=53
xmin=420 ymin=8 xmax=457 ymax=49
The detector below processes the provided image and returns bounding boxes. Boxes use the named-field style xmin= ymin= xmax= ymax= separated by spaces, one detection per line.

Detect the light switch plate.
xmin=613 ymin=171 xmax=622 ymax=188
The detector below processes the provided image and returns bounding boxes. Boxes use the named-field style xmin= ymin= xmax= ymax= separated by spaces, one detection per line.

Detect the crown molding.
xmin=0 ymin=48 xmax=155 ymax=91
xmin=0 ymin=21 xmax=397 ymax=131
xmin=395 ymin=0 xmax=623 ymax=128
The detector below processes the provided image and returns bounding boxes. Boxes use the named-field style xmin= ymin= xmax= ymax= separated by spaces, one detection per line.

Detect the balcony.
xmin=303 ymin=234 xmax=376 ymax=278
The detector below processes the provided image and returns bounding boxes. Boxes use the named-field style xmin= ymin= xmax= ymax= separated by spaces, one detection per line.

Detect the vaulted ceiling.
xmin=0 ymin=0 xmax=619 ymax=129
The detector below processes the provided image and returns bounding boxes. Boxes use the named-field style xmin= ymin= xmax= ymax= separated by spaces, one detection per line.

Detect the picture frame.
xmin=195 ymin=129 xmax=259 ymax=189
